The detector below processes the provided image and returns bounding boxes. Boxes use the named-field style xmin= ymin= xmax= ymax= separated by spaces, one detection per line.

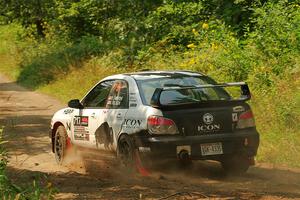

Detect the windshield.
xmin=136 ymin=75 xmax=231 ymax=105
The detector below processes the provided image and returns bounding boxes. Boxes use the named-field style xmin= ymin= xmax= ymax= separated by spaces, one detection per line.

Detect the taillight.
xmin=237 ymin=110 xmax=255 ymax=129
xmin=147 ymin=115 xmax=179 ymax=135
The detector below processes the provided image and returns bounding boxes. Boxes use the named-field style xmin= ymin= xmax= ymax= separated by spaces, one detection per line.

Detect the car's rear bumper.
xmin=133 ymin=128 xmax=259 ymax=160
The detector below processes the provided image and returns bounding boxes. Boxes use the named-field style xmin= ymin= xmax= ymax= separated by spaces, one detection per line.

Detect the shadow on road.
xmin=1 ymin=115 xmax=52 ymax=157
xmin=0 ymin=81 xmax=27 ymax=92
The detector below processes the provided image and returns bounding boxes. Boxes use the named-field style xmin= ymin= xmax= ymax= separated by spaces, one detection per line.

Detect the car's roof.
xmin=124 ymin=70 xmax=204 ymax=80
xmin=100 ymin=70 xmax=205 ymax=82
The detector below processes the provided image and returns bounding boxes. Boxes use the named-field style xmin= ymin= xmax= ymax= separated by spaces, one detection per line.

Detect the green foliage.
xmin=145 ymin=1 xmax=207 ymax=45
xmin=17 ymin=35 xmax=108 ymax=88
xmin=234 ymin=1 xmax=300 ymax=88
xmin=53 ymin=0 xmax=161 ymax=39
xmin=0 ymin=24 xmax=23 ymax=79
xmin=0 ymin=0 xmax=56 ymax=37
xmin=249 ymin=1 xmax=300 ymax=55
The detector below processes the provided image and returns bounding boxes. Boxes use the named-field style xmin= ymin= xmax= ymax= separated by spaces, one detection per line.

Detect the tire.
xmin=178 ymin=150 xmax=193 ymax=168
xmin=178 ymin=159 xmax=193 ymax=169
xmin=117 ymin=134 xmax=136 ymax=169
xmin=54 ymin=125 xmax=67 ymax=165
xmin=221 ymin=155 xmax=250 ymax=175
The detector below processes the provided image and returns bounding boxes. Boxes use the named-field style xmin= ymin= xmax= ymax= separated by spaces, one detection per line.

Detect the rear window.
xmin=137 ymin=76 xmax=231 ymax=105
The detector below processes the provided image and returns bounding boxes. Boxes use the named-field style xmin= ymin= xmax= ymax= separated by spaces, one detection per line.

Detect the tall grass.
xmin=0 ymin=24 xmax=22 ymax=79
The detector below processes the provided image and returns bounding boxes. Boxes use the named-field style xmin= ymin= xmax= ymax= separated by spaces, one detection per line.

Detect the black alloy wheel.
xmin=117 ymin=134 xmax=135 ymax=168
xmin=54 ymin=126 xmax=67 ymax=165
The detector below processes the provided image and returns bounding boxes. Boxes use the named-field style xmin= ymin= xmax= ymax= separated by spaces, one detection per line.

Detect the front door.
xmin=71 ymin=80 xmax=113 ymax=148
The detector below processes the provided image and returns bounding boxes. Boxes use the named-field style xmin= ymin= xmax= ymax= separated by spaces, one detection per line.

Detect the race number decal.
xmin=74 ymin=116 xmax=89 ymax=126
xmin=232 ymin=113 xmax=238 ymax=122
xmin=73 ymin=116 xmax=89 ymax=141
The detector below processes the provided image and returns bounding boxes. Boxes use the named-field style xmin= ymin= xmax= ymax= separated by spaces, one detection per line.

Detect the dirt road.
xmin=1 ymin=74 xmax=300 ymax=200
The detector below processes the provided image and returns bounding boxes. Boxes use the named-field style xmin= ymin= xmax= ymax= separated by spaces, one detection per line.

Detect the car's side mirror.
xmin=68 ymin=99 xmax=83 ymax=109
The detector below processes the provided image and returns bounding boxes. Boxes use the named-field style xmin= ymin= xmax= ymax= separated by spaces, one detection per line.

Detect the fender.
xmin=50 ymin=108 xmax=74 ymax=152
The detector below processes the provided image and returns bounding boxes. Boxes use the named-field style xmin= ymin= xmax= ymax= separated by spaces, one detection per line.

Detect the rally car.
xmin=50 ymin=70 xmax=259 ymax=174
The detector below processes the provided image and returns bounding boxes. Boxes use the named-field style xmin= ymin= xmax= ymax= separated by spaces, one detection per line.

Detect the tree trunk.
xmin=35 ymin=18 xmax=45 ymax=38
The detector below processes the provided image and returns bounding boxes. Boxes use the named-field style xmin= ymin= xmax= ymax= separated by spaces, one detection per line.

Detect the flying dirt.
xmin=1 ymin=74 xmax=300 ymax=200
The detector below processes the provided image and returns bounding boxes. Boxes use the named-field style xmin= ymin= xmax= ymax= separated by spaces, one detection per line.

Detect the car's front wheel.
xmin=54 ymin=125 xmax=67 ymax=165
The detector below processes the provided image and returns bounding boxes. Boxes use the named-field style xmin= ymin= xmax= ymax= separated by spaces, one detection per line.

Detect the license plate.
xmin=200 ymin=142 xmax=223 ymax=156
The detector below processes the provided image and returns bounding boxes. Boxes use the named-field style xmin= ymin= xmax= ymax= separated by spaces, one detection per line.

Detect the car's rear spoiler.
xmin=150 ymin=82 xmax=251 ymax=108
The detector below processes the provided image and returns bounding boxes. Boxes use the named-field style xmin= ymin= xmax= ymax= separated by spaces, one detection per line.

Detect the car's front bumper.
xmin=133 ymin=128 xmax=259 ymax=160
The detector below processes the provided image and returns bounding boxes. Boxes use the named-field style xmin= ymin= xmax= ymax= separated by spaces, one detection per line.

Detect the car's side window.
xmin=82 ymin=80 xmax=114 ymax=108
xmin=106 ymin=80 xmax=128 ymax=109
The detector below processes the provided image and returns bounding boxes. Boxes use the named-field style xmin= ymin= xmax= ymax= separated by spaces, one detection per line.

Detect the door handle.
xmin=91 ymin=113 xmax=96 ymax=118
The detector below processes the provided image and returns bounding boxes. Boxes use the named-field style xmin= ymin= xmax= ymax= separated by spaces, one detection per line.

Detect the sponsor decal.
xmin=198 ymin=124 xmax=221 ymax=132
xmin=74 ymin=126 xmax=90 ymax=141
xmin=203 ymin=113 xmax=214 ymax=125
xmin=107 ymin=95 xmax=123 ymax=106
xmin=198 ymin=113 xmax=221 ymax=132
xmin=123 ymin=119 xmax=142 ymax=129
xmin=232 ymin=113 xmax=238 ymax=122
xmin=64 ymin=109 xmax=74 ymax=114
xmin=73 ymin=116 xmax=89 ymax=140
xmin=129 ymin=96 xmax=137 ymax=102
xmin=129 ymin=92 xmax=137 ymax=102
xmin=73 ymin=116 xmax=89 ymax=126
xmin=66 ymin=122 xmax=71 ymax=131
xmin=74 ymin=133 xmax=89 ymax=141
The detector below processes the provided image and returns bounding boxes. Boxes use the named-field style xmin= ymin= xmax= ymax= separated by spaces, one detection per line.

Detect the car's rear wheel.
xmin=178 ymin=159 xmax=193 ymax=169
xmin=221 ymin=154 xmax=250 ymax=175
xmin=117 ymin=134 xmax=136 ymax=169
xmin=177 ymin=150 xmax=193 ymax=168
xmin=54 ymin=125 xmax=67 ymax=165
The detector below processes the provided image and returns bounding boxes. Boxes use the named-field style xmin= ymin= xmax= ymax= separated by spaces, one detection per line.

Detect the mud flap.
xmin=134 ymin=150 xmax=150 ymax=176
xmin=248 ymin=156 xmax=255 ymax=166
xmin=66 ymin=136 xmax=72 ymax=150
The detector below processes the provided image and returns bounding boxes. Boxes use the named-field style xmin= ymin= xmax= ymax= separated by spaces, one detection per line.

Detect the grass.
xmin=38 ymin=56 xmax=130 ymax=102
xmin=0 ymin=24 xmax=22 ymax=79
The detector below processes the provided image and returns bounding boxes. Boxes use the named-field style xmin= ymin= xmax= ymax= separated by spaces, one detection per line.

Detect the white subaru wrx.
xmin=50 ymin=70 xmax=259 ymax=174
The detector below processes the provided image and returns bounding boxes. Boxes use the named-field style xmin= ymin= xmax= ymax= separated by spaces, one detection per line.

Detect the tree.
xmin=0 ymin=0 xmax=56 ymax=37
